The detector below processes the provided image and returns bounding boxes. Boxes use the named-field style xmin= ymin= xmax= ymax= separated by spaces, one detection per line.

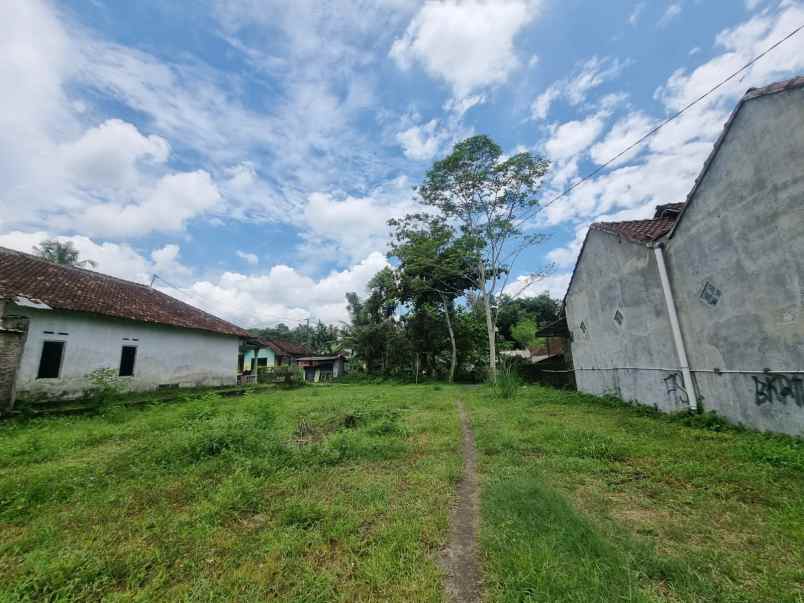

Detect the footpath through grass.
xmin=1 ymin=383 xmax=801 ymax=602
xmin=465 ymin=385 xmax=803 ymax=603
xmin=0 ymin=385 xmax=462 ymax=601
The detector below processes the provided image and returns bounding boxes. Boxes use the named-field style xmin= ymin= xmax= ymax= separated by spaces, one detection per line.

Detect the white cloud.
xmin=628 ymin=2 xmax=646 ymax=26
xmin=390 ymin=0 xmax=541 ymax=98
xmin=151 ymin=244 xmax=192 ymax=278
xmin=547 ymin=225 xmax=589 ymax=268
xmin=658 ymin=3 xmax=682 ymax=28
xmin=544 ymin=112 xmax=609 ymax=161
xmin=540 ymin=1 xmax=804 ymax=228
xmin=745 ymin=0 xmax=764 ymax=9
xmin=70 ymin=171 xmax=221 ymax=238
xmin=0 ymin=231 xmax=190 ymax=284
xmin=300 ymin=178 xmax=417 ymax=264
xmin=503 ymin=272 xmax=573 ymax=301
xmin=531 ymin=56 xmax=629 ymax=120
xmin=589 ymin=112 xmax=655 ymax=166
xmin=689 ymin=46 xmax=701 ymax=56
xmin=175 ymin=252 xmax=391 ymax=327
xmin=397 ymin=119 xmax=448 ymax=161
xmin=237 ymin=250 xmax=259 ymax=265
xmin=531 ymin=84 xmax=561 ymax=120
xmin=566 ymin=56 xmax=630 ymax=106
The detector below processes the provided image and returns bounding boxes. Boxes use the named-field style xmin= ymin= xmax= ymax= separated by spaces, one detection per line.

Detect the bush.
xmin=492 ymin=358 xmax=522 ymax=400
xmin=83 ymin=368 xmax=127 ymax=407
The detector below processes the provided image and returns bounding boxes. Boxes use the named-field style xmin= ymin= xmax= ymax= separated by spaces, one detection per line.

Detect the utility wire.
xmin=541 ymin=23 xmax=804 ymax=210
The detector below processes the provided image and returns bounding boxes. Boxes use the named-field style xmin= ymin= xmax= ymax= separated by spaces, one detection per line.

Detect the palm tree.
xmin=33 ymin=239 xmax=97 ymax=268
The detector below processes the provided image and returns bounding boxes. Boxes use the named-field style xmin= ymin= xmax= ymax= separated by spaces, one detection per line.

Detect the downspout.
xmin=652 ymin=242 xmax=698 ymax=412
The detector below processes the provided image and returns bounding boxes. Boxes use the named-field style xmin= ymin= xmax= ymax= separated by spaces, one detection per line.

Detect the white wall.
xmin=10 ymin=305 xmax=239 ymax=399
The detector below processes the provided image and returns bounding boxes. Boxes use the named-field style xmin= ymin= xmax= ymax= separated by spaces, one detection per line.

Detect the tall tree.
xmin=33 ymin=239 xmax=97 ymax=268
xmin=417 ymin=135 xmax=550 ymax=381
xmin=388 ymin=214 xmax=479 ymax=383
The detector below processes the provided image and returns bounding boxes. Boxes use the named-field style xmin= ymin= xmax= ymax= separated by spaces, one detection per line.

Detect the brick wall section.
xmin=0 ymin=316 xmax=29 ymax=411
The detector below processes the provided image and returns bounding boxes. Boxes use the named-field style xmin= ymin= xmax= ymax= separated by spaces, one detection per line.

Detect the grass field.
xmin=1 ymin=384 xmax=802 ymax=602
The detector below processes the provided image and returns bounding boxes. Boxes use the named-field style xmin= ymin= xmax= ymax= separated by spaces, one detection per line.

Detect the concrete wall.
xmin=666 ymin=86 xmax=804 ymax=435
xmin=565 ymin=230 xmax=688 ymax=413
xmin=9 ymin=304 xmax=239 ymax=399
xmin=566 ymin=87 xmax=804 ymax=436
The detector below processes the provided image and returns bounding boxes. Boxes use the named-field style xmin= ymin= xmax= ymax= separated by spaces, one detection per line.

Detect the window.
xmin=699 ymin=281 xmax=721 ymax=306
xmin=257 ymin=357 xmax=268 ymax=367
xmin=37 ymin=341 xmax=64 ymax=379
xmin=119 ymin=346 xmax=137 ymax=377
xmin=613 ymin=309 xmax=624 ymax=326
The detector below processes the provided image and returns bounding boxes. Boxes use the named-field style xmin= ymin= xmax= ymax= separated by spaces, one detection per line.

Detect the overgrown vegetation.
xmin=2 ymin=384 xmax=799 ymax=601
xmin=0 ymin=385 xmax=461 ymax=601
xmin=465 ymin=385 xmax=804 ymax=602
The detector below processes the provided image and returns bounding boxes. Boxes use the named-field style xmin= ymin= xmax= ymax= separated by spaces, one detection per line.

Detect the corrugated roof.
xmin=0 ymin=246 xmax=248 ymax=337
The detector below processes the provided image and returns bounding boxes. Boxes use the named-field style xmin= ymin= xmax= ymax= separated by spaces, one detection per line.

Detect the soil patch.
xmin=441 ymin=399 xmax=482 ymax=602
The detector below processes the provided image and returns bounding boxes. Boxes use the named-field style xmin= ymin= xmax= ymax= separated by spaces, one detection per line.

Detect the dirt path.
xmin=441 ymin=399 xmax=482 ymax=603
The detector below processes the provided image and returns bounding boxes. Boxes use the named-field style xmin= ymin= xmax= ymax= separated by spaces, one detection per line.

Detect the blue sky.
xmin=1 ymin=0 xmax=802 ymax=327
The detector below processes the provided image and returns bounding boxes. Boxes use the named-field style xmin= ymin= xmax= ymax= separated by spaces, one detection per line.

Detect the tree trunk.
xmin=415 ymin=352 xmax=420 ymax=384
xmin=441 ymin=294 xmax=457 ymax=384
xmin=479 ymin=267 xmax=497 ymax=383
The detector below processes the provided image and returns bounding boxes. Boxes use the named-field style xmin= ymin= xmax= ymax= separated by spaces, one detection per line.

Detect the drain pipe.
xmin=652 ymin=242 xmax=698 ymax=412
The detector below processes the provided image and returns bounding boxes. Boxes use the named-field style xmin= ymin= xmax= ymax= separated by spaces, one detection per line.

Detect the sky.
xmin=1 ymin=0 xmax=802 ymax=328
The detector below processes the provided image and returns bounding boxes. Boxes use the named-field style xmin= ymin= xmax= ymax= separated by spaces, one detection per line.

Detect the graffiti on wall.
xmin=664 ymin=372 xmax=688 ymax=404
xmin=752 ymin=374 xmax=804 ymax=407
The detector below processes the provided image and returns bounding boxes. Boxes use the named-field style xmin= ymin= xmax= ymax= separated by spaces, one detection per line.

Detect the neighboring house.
xmin=0 ymin=247 xmax=249 ymax=408
xmin=563 ymin=76 xmax=804 ymax=436
xmin=240 ymin=338 xmax=313 ymax=373
xmin=297 ymin=354 xmax=347 ymax=382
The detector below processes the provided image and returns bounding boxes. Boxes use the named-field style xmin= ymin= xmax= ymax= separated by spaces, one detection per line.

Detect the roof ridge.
xmin=0 ymin=245 xmax=154 ymax=292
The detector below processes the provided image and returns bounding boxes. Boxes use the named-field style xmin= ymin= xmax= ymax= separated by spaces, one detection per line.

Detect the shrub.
xmin=492 ymin=358 xmax=522 ymax=400
xmin=83 ymin=368 xmax=127 ymax=407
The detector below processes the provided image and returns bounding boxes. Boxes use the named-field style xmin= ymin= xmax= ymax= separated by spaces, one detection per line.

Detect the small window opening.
xmin=614 ymin=309 xmax=624 ymax=325
xmin=700 ymin=281 xmax=721 ymax=306
xmin=37 ymin=341 xmax=64 ymax=379
xmin=119 ymin=345 xmax=137 ymax=377
xmin=257 ymin=357 xmax=268 ymax=367
xmin=579 ymin=321 xmax=587 ymax=334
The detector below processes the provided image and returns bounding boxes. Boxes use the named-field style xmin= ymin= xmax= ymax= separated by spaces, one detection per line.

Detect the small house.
xmin=297 ymin=354 xmax=347 ymax=382
xmin=240 ymin=338 xmax=314 ymax=374
xmin=0 ymin=247 xmax=249 ymax=408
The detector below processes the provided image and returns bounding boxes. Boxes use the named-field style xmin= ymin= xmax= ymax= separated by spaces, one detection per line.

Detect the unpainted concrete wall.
xmin=666 ymin=86 xmax=804 ymax=435
xmin=565 ymin=230 xmax=688 ymax=413
xmin=566 ymin=87 xmax=804 ymax=436
xmin=11 ymin=305 xmax=239 ymax=399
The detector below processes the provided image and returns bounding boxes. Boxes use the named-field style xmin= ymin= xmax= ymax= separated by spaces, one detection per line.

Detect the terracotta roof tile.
xmin=257 ymin=338 xmax=314 ymax=356
xmin=0 ymin=246 xmax=248 ymax=337
xmin=590 ymin=216 xmax=678 ymax=243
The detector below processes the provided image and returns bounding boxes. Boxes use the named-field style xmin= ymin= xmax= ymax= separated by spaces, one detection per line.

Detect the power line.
xmin=541 ymin=23 xmax=804 ymax=211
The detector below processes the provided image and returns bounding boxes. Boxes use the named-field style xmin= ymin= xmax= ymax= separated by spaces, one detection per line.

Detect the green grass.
xmin=465 ymin=385 xmax=804 ymax=603
xmin=0 ymin=385 xmax=462 ymax=601
xmin=1 ymin=383 xmax=801 ymax=602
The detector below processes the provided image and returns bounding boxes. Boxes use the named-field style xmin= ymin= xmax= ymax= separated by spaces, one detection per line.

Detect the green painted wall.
xmin=243 ymin=347 xmax=276 ymax=370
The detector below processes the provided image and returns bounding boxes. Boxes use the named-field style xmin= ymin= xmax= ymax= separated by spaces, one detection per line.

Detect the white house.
xmin=563 ymin=76 xmax=804 ymax=436
xmin=0 ymin=246 xmax=249 ymax=407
